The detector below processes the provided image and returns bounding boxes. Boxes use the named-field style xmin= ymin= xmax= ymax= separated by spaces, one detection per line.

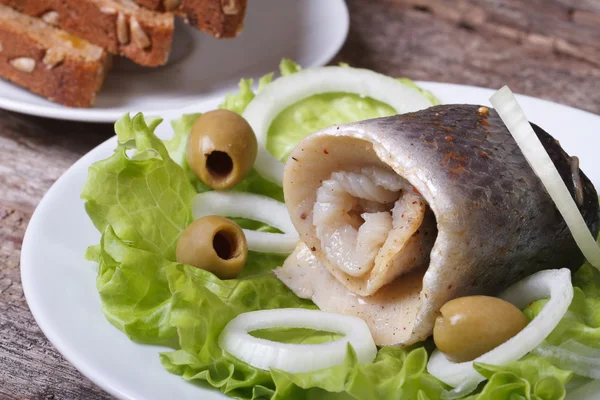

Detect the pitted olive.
xmin=176 ymin=215 xmax=248 ymax=279
xmin=187 ymin=109 xmax=257 ymax=190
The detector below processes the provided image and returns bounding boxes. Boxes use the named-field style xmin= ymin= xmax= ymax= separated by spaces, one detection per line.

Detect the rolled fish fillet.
xmin=275 ymin=104 xmax=600 ymax=346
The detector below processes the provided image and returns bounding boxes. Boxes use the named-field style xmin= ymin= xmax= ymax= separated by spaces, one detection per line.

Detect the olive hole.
xmin=206 ymin=151 xmax=233 ymax=179
xmin=213 ymin=230 xmax=239 ymax=260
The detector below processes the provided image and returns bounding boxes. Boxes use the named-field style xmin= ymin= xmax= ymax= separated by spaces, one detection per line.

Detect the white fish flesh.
xmin=280 ymin=105 xmax=600 ymax=346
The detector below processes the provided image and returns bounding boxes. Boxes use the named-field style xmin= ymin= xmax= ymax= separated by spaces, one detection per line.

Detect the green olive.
xmin=176 ymin=216 xmax=248 ymax=279
xmin=187 ymin=109 xmax=258 ymax=190
xmin=433 ymin=295 xmax=528 ymax=363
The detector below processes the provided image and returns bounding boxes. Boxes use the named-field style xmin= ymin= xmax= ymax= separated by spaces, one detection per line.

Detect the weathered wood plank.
xmin=0 ymin=300 xmax=111 ymax=399
xmin=555 ymin=0 xmax=600 ymax=15
xmin=393 ymin=0 xmax=600 ymax=67
xmin=475 ymin=0 xmax=600 ymax=52
xmin=338 ymin=0 xmax=600 ymax=113
xmin=0 ymin=110 xmax=113 ymax=399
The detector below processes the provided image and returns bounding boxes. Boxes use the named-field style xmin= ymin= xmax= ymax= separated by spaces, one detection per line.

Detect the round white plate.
xmin=0 ymin=0 xmax=348 ymax=123
xmin=21 ymin=83 xmax=600 ymax=400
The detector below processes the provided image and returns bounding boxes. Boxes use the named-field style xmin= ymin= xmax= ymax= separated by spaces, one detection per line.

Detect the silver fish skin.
xmin=282 ymin=104 xmax=599 ymax=345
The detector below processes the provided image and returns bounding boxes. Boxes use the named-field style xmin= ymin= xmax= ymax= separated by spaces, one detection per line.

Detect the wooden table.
xmin=1 ymin=0 xmax=599 ymax=398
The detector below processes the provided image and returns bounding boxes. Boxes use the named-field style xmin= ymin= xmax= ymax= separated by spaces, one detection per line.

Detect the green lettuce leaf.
xmin=466 ymin=355 xmax=571 ymax=400
xmin=82 ymin=113 xmax=197 ymax=344
xmin=82 ymin=113 xmax=196 ymax=261
xmin=266 ymin=93 xmax=396 ymax=162
xmin=270 ymin=346 xmax=446 ymax=400
xmin=96 ymin=226 xmax=177 ymax=345
xmin=163 ymin=112 xmax=200 ymax=167
xmin=220 ymin=73 xmax=274 ymax=115
xmin=279 ymin=58 xmax=302 ymax=76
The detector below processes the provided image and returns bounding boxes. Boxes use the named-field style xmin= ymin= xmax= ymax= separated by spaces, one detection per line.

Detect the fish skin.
xmin=283 ymin=104 xmax=600 ymax=345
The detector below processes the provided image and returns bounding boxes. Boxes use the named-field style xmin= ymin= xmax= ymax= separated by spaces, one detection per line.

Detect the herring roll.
xmin=277 ymin=104 xmax=600 ymax=346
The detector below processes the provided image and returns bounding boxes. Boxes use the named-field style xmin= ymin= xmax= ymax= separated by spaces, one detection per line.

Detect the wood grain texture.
xmin=0 ymin=111 xmax=113 ymax=399
xmin=335 ymin=0 xmax=600 ymax=114
xmin=0 ymin=0 xmax=599 ymax=398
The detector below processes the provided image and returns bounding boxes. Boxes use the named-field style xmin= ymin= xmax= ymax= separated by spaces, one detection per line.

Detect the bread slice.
xmin=129 ymin=0 xmax=246 ymax=38
xmin=0 ymin=4 xmax=110 ymax=107
xmin=131 ymin=0 xmax=178 ymax=12
xmin=0 ymin=0 xmax=174 ymax=66
xmin=180 ymin=0 xmax=247 ymax=38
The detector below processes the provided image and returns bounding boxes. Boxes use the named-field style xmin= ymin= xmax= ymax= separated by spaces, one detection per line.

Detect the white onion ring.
xmin=427 ymin=268 xmax=573 ymax=390
xmin=565 ymin=380 xmax=600 ymax=400
xmin=490 ymin=87 xmax=600 ymax=269
xmin=218 ymin=308 xmax=377 ymax=373
xmin=241 ymin=231 xmax=300 ymax=254
xmin=534 ymin=340 xmax=600 ymax=380
xmin=192 ymin=192 xmax=298 ymax=254
xmin=242 ymin=66 xmax=434 ymax=185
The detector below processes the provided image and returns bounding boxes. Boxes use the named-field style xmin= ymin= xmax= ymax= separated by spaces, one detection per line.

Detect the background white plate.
xmin=0 ymin=0 xmax=349 ymax=123
xmin=21 ymin=82 xmax=600 ymax=400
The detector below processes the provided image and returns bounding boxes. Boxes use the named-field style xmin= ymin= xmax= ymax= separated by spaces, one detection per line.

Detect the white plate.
xmin=21 ymin=82 xmax=600 ymax=400
xmin=0 ymin=0 xmax=348 ymax=123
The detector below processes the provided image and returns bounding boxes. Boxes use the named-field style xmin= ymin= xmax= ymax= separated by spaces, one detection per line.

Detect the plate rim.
xmin=20 ymin=141 xmax=136 ymax=399
xmin=0 ymin=0 xmax=349 ymax=124
xmin=20 ymin=81 xmax=600 ymax=399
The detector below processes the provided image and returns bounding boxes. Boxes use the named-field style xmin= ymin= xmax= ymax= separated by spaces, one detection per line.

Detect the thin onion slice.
xmin=192 ymin=192 xmax=298 ymax=254
xmin=427 ymin=268 xmax=573 ymax=390
xmin=490 ymin=87 xmax=600 ymax=269
xmin=242 ymin=66 xmax=435 ymax=185
xmin=534 ymin=340 xmax=600 ymax=379
xmin=218 ymin=308 xmax=377 ymax=373
xmin=192 ymin=191 xmax=295 ymax=232
xmin=241 ymin=230 xmax=300 ymax=254
xmin=565 ymin=380 xmax=600 ymax=400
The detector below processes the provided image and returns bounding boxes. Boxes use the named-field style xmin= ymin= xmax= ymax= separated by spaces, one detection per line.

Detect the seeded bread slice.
xmin=0 ymin=0 xmax=174 ymax=66
xmin=131 ymin=0 xmax=175 ymax=11
xmin=179 ymin=0 xmax=247 ymax=38
xmin=130 ymin=0 xmax=246 ymax=38
xmin=0 ymin=4 xmax=110 ymax=107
